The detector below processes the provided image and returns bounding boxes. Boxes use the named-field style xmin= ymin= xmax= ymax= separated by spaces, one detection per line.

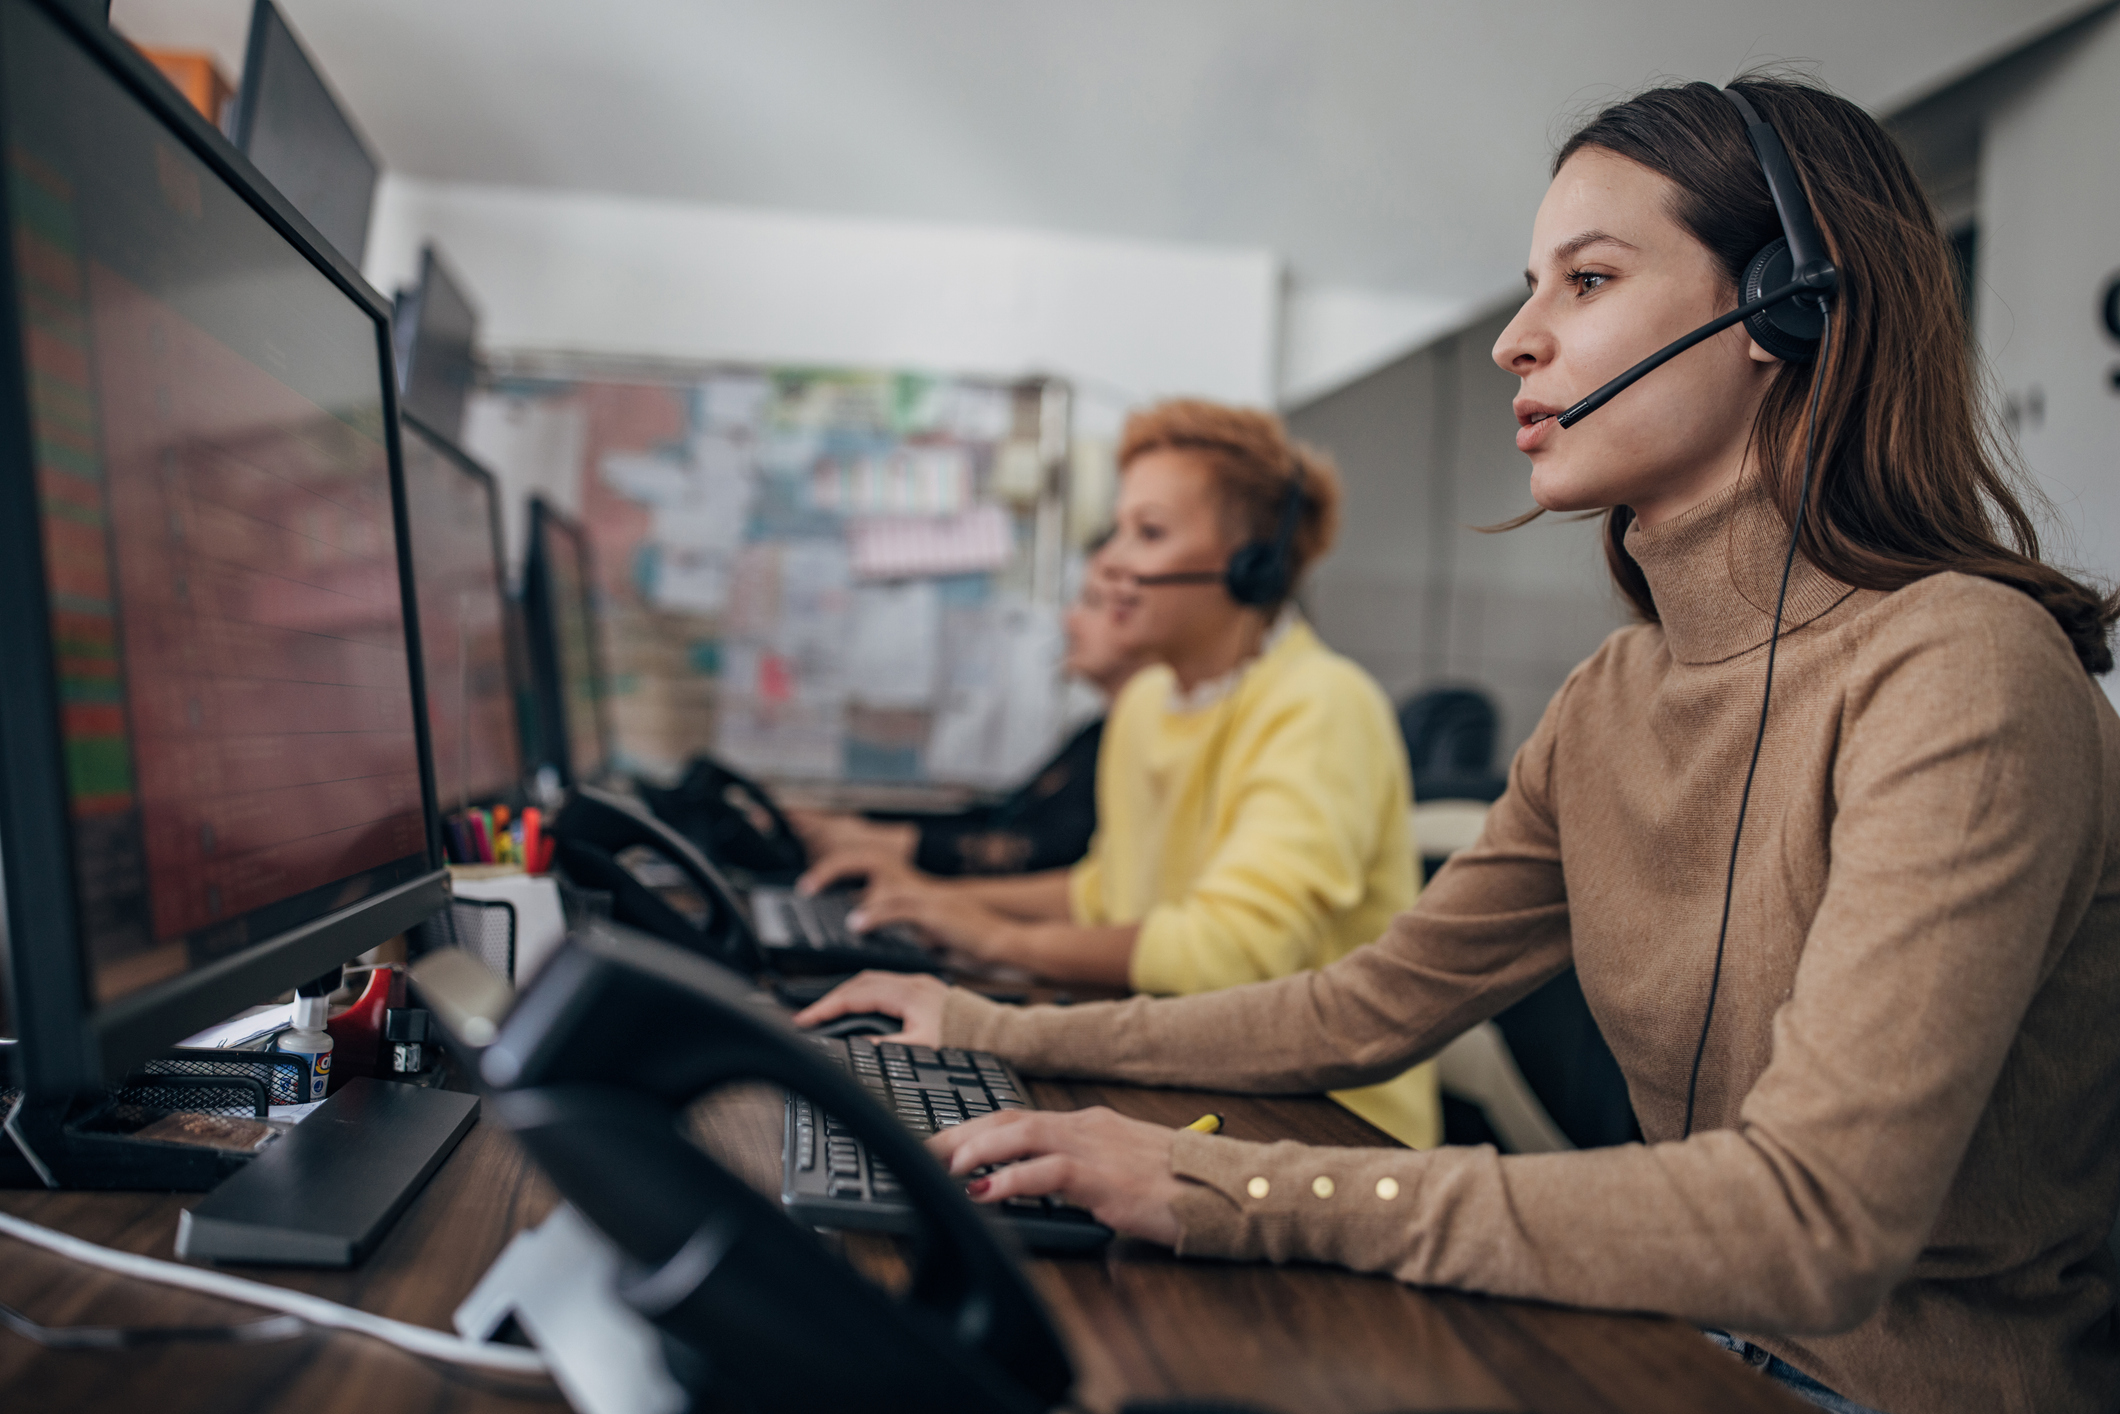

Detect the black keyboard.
xmin=749 ymin=887 xmax=944 ymax=976
xmin=781 ymin=1036 xmax=1111 ymax=1254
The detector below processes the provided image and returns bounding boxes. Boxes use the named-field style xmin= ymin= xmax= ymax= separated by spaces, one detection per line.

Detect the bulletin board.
xmin=468 ymin=360 xmax=1075 ymax=790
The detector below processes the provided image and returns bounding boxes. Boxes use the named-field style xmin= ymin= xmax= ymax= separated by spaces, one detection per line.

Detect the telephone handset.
xmin=639 ymin=752 xmax=809 ymax=883
xmin=550 ymin=785 xmax=763 ymax=975
xmin=461 ymin=923 xmax=1076 ymax=1414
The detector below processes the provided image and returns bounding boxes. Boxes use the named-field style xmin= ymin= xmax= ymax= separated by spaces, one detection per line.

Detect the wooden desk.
xmin=2 ymin=1076 xmax=1810 ymax=1413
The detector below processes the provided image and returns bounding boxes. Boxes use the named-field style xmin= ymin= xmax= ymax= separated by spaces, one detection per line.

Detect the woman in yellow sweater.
xmin=802 ymin=399 xmax=1438 ymax=1147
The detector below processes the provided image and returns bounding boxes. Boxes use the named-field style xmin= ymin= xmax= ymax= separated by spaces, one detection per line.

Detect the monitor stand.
xmin=3 ymin=1079 xmax=477 ymax=1267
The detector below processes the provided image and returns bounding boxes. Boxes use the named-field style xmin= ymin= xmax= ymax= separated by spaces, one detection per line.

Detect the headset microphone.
xmin=1133 ymin=460 xmax=1309 ymax=608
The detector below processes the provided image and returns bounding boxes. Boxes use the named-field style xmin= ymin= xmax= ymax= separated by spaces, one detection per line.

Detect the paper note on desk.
xmin=178 ymin=1002 xmax=293 ymax=1050
xmin=851 ymin=504 xmax=1013 ymax=580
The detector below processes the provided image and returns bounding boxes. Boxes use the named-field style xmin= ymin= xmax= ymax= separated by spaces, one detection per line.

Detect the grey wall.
xmin=1975 ymin=8 xmax=2120 ymax=642
xmin=1287 ymin=306 xmax=1630 ymax=762
xmin=1888 ymin=2 xmax=2120 ymax=705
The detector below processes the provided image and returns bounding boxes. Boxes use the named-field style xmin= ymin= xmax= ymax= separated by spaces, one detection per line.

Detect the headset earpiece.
xmin=1740 ymin=237 xmax=1826 ymax=362
xmin=1223 ymin=461 xmax=1308 ymax=607
xmin=1223 ymin=540 xmax=1285 ymax=607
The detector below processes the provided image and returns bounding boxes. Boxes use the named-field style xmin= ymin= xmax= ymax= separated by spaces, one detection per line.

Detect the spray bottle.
xmin=277 ymin=969 xmax=339 ymax=1102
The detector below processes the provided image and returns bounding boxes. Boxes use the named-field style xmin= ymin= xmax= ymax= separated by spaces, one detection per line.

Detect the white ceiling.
xmin=113 ymin=0 xmax=2091 ymax=315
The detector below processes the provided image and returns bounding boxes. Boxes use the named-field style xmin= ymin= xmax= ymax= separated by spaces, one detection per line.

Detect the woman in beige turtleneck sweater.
xmin=799 ymin=76 xmax=2120 ymax=1414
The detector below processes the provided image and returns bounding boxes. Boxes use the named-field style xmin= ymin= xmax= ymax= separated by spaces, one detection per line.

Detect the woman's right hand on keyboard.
xmin=794 ymin=971 xmax=949 ymax=1047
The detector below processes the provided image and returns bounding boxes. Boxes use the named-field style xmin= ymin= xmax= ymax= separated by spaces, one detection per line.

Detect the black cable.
xmin=1681 ymin=306 xmax=1833 ymax=1138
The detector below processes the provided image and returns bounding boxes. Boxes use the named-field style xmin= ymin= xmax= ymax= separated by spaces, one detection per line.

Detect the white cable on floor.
xmin=0 ymin=1209 xmax=549 ymax=1377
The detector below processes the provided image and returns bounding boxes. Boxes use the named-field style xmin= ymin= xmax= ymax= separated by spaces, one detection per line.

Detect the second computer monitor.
xmin=391 ymin=245 xmax=477 ymax=443
xmin=524 ymin=498 xmax=611 ymax=788
xmin=400 ymin=416 xmax=522 ymax=816
xmin=228 ymin=0 xmax=378 ymax=267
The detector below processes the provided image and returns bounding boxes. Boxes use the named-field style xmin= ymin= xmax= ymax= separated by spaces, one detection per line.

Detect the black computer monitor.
xmin=227 ymin=0 xmax=378 ymax=267
xmin=523 ymin=498 xmax=612 ymax=788
xmin=0 ymin=0 xmax=446 ymax=1102
xmin=400 ymin=414 xmax=522 ymax=819
xmin=391 ymin=245 xmax=478 ymax=444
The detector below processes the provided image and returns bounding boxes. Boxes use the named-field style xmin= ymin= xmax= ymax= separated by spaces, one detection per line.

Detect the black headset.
xmin=1555 ymin=85 xmax=1839 ymax=1136
xmin=1133 ymin=458 xmax=1309 ymax=608
xmin=1557 ymin=87 xmax=1836 ymax=428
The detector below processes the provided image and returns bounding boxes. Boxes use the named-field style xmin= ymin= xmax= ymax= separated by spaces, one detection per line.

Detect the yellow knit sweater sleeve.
xmin=1129 ymin=657 xmax=1411 ymax=995
xmin=1067 ymin=845 xmax=1106 ymax=924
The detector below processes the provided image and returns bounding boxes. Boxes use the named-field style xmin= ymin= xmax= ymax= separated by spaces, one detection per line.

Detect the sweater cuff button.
xmin=1311 ymin=1175 xmax=1336 ymax=1199
xmin=1375 ymin=1176 xmax=1400 ymax=1200
xmin=1246 ymin=1176 xmax=1271 ymax=1200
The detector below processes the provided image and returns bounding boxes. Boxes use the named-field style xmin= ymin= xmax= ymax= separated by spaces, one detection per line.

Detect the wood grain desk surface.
xmin=1 ymin=1050 xmax=1811 ymax=1413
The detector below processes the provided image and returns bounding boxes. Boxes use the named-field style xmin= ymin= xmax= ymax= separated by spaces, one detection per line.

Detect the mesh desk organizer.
xmin=1 ymin=1047 xmax=316 ymax=1191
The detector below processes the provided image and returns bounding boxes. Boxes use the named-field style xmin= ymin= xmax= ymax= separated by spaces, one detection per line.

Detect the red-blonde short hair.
xmin=1116 ymin=399 xmax=1341 ymax=604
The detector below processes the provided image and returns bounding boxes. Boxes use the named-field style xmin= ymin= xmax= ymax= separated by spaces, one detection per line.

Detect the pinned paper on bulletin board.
xmin=849 ymin=504 xmax=1013 ymax=581
xmin=602 ymin=426 xmax=757 ymax=616
xmin=845 ymin=581 xmax=941 ymax=707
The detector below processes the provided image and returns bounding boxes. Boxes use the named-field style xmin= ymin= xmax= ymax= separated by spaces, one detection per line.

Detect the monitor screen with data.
xmin=3 ymin=0 xmax=430 ymax=1023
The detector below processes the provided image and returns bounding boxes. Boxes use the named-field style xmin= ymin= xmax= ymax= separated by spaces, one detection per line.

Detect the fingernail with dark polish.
xmin=967 ymin=1178 xmax=990 ymax=1196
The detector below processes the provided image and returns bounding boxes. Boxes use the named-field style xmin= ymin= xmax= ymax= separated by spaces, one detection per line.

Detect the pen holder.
xmin=411 ymin=894 xmax=519 ymax=982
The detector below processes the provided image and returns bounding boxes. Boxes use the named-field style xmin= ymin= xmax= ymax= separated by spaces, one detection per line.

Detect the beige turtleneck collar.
xmin=1622 ymin=477 xmax=1857 ymax=665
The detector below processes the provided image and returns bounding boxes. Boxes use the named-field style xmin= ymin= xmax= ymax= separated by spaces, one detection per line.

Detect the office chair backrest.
xmin=1397 ymin=687 xmax=1506 ymax=803
xmin=1491 ymin=971 xmax=1642 ymax=1150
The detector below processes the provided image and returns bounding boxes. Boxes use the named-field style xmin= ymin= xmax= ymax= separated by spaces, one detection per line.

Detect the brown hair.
xmin=1553 ymin=73 xmax=2118 ymax=673
xmin=1116 ymin=398 xmax=1342 ymax=607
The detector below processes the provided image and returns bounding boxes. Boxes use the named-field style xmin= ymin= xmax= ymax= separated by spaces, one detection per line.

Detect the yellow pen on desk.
xmin=1184 ymin=1113 xmax=1223 ymax=1134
